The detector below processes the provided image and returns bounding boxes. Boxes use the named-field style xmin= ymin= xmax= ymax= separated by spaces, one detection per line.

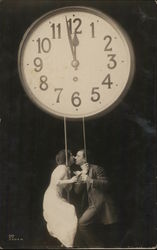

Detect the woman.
xmin=43 ymin=150 xmax=78 ymax=247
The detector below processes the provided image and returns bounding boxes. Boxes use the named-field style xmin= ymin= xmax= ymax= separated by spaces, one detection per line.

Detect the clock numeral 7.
xmin=54 ymin=88 xmax=63 ymax=103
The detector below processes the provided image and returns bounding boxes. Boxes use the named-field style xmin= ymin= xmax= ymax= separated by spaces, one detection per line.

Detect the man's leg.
xmin=78 ymin=206 xmax=104 ymax=247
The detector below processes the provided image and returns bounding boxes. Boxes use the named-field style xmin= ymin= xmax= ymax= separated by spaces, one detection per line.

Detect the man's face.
xmin=75 ymin=150 xmax=86 ymax=166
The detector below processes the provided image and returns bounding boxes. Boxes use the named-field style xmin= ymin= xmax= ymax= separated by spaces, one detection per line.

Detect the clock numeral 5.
xmin=91 ymin=87 xmax=100 ymax=102
xmin=36 ymin=37 xmax=51 ymax=53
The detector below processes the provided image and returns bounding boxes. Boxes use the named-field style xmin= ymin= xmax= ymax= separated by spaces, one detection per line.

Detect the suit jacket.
xmin=75 ymin=164 xmax=118 ymax=225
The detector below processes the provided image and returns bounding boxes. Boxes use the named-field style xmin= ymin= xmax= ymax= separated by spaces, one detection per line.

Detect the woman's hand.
xmin=70 ymin=176 xmax=78 ymax=183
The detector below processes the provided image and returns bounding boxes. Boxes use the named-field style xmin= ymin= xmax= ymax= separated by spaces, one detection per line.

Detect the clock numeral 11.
xmin=51 ymin=23 xmax=61 ymax=39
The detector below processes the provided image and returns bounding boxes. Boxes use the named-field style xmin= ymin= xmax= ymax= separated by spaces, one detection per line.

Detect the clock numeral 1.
xmin=91 ymin=87 xmax=100 ymax=102
xmin=40 ymin=75 xmax=48 ymax=90
xmin=90 ymin=22 xmax=95 ymax=38
xmin=102 ymin=74 xmax=113 ymax=89
xmin=34 ymin=57 xmax=43 ymax=72
xmin=51 ymin=23 xmax=61 ymax=39
xmin=36 ymin=37 xmax=51 ymax=53
xmin=104 ymin=35 xmax=112 ymax=51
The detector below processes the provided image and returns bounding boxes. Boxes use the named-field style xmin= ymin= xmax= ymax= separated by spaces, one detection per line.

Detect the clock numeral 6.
xmin=71 ymin=92 xmax=81 ymax=107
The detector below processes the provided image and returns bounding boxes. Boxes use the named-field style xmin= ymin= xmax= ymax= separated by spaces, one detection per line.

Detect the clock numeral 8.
xmin=40 ymin=75 xmax=48 ymax=90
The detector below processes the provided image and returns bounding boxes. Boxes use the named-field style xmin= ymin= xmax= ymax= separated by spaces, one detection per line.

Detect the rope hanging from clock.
xmin=63 ymin=117 xmax=87 ymax=166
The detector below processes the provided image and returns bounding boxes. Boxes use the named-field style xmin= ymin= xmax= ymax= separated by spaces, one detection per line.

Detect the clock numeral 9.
xmin=34 ymin=57 xmax=43 ymax=72
xmin=40 ymin=75 xmax=48 ymax=91
xmin=36 ymin=37 xmax=51 ymax=53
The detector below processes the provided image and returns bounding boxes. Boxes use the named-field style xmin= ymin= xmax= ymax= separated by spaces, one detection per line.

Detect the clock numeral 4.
xmin=102 ymin=74 xmax=113 ymax=89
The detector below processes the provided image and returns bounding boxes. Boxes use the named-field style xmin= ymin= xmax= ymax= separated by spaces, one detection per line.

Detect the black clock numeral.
xmin=71 ymin=91 xmax=81 ymax=107
xmin=34 ymin=57 xmax=43 ymax=72
xmin=90 ymin=22 xmax=95 ymax=38
xmin=40 ymin=75 xmax=48 ymax=90
xmin=104 ymin=35 xmax=112 ymax=51
xmin=107 ymin=54 xmax=117 ymax=69
xmin=51 ymin=23 xmax=61 ymax=39
xmin=67 ymin=18 xmax=82 ymax=34
xmin=54 ymin=88 xmax=63 ymax=103
xmin=102 ymin=74 xmax=113 ymax=89
xmin=36 ymin=37 xmax=51 ymax=53
xmin=91 ymin=87 xmax=100 ymax=102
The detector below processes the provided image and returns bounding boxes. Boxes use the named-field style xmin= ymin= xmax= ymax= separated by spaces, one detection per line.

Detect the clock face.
xmin=18 ymin=6 xmax=135 ymax=119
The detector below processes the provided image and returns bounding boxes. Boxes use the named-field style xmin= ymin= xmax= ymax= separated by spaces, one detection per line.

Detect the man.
xmin=74 ymin=149 xmax=118 ymax=247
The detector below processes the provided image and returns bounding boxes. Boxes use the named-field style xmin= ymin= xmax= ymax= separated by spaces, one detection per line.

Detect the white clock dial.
xmin=18 ymin=6 xmax=135 ymax=119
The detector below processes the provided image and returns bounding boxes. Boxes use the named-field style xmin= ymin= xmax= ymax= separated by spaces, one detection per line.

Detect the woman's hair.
xmin=56 ymin=149 xmax=71 ymax=165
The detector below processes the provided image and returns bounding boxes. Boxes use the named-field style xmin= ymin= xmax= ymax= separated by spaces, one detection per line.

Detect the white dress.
xmin=43 ymin=165 xmax=78 ymax=247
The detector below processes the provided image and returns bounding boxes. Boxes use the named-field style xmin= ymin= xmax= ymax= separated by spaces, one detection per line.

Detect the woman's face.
xmin=68 ymin=153 xmax=74 ymax=166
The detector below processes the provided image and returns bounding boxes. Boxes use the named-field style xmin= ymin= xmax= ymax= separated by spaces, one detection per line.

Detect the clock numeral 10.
xmin=36 ymin=37 xmax=51 ymax=53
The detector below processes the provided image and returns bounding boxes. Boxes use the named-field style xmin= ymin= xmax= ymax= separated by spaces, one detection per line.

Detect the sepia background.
xmin=0 ymin=0 xmax=156 ymax=248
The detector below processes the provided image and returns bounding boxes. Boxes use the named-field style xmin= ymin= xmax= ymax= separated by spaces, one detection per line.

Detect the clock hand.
xmin=71 ymin=32 xmax=80 ymax=70
xmin=65 ymin=16 xmax=74 ymax=58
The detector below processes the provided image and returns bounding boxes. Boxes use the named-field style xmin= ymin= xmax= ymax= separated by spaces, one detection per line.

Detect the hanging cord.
xmin=64 ymin=117 xmax=70 ymax=202
xmin=82 ymin=117 xmax=87 ymax=162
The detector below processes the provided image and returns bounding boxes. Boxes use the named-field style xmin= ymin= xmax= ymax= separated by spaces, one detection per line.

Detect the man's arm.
xmin=86 ymin=165 xmax=109 ymax=190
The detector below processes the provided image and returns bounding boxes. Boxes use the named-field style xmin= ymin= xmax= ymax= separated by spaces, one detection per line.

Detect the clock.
xmin=18 ymin=6 xmax=135 ymax=120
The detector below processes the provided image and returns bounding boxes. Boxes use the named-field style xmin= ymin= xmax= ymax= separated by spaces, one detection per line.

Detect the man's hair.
xmin=56 ymin=149 xmax=71 ymax=165
xmin=79 ymin=149 xmax=92 ymax=162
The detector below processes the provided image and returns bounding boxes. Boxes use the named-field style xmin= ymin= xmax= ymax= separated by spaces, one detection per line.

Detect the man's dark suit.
xmin=74 ymin=164 xmax=118 ymax=247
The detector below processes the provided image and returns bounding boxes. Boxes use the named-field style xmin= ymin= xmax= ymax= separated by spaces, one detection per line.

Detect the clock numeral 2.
xmin=104 ymin=35 xmax=112 ymax=51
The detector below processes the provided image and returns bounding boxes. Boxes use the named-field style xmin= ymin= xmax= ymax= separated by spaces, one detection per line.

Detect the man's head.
xmin=75 ymin=149 xmax=87 ymax=166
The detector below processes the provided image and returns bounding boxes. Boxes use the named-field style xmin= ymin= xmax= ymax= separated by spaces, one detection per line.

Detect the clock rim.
xmin=18 ymin=5 xmax=135 ymax=121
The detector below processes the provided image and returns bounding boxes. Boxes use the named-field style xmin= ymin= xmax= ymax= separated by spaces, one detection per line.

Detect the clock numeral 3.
xmin=107 ymin=54 xmax=117 ymax=69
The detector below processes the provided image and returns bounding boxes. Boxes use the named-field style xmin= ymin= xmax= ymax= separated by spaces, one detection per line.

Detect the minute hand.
xmin=65 ymin=16 xmax=74 ymax=57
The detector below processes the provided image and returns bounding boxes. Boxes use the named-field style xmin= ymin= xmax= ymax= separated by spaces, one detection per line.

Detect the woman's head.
xmin=56 ymin=149 xmax=74 ymax=166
